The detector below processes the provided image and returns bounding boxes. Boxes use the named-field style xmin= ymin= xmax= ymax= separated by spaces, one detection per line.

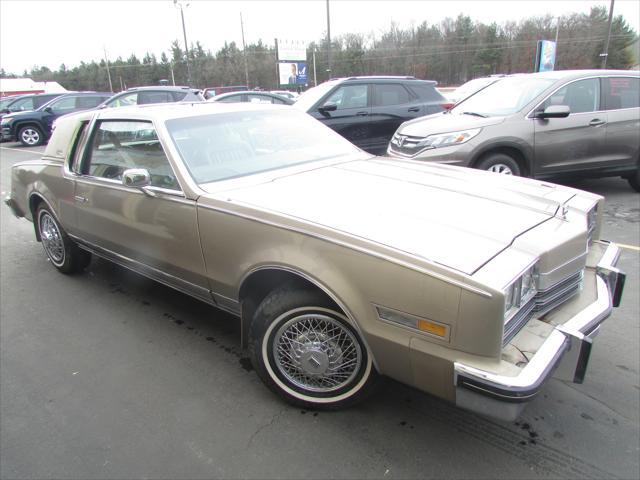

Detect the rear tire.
xmin=477 ymin=153 xmax=522 ymax=176
xmin=36 ymin=204 xmax=91 ymax=274
xmin=249 ymin=286 xmax=379 ymax=410
xmin=18 ymin=125 xmax=44 ymax=147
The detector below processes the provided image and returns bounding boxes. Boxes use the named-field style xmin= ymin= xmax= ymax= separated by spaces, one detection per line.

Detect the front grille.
xmin=389 ymin=133 xmax=427 ymax=157
xmin=503 ymin=270 xmax=584 ymax=345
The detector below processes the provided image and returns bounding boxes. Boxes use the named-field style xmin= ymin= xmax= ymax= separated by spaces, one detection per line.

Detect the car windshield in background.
xmin=451 ymin=77 xmax=555 ymax=116
xmin=292 ymin=80 xmax=340 ymax=111
xmin=166 ymin=109 xmax=361 ymax=184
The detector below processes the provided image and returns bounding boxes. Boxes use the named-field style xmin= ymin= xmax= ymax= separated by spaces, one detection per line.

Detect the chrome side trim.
xmin=211 ymin=292 xmax=241 ymax=316
xmin=453 ymin=240 xmax=623 ymax=421
xmin=203 ymin=204 xmax=492 ymax=298
xmin=69 ymin=234 xmax=216 ymax=307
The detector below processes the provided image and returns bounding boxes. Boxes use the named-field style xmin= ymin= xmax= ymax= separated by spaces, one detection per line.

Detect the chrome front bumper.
xmin=453 ymin=241 xmax=625 ymax=421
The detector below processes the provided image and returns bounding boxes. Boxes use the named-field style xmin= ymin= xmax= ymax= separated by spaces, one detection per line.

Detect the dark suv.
xmin=1 ymin=92 xmax=111 ymax=146
xmin=98 ymin=86 xmax=204 ymax=108
xmin=0 ymin=93 xmax=64 ymax=124
xmin=293 ymin=76 xmax=448 ymax=154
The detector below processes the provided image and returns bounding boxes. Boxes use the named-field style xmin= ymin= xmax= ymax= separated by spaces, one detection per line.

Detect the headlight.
xmin=417 ymin=128 xmax=481 ymax=149
xmin=0 ymin=117 xmax=14 ymax=126
xmin=504 ymin=263 xmax=538 ymax=319
xmin=587 ymin=205 xmax=598 ymax=244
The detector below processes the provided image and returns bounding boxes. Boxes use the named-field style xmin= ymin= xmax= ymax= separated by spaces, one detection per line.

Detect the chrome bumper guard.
xmin=453 ymin=241 xmax=625 ymax=422
xmin=4 ymin=196 xmax=23 ymax=218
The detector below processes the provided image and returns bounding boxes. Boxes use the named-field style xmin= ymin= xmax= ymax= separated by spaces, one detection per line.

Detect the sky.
xmin=1 ymin=0 xmax=639 ymax=74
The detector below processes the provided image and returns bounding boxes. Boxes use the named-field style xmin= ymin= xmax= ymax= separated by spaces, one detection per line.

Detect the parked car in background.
xmin=389 ymin=70 xmax=640 ymax=191
xmin=445 ymin=75 xmax=507 ymax=105
xmin=208 ymin=91 xmax=294 ymax=105
xmin=294 ymin=76 xmax=449 ymax=154
xmin=5 ymin=102 xmax=625 ymax=420
xmin=0 ymin=92 xmax=65 ymax=124
xmin=1 ymin=92 xmax=111 ymax=146
xmin=203 ymin=85 xmax=248 ymax=99
xmin=99 ymin=86 xmax=204 ymax=109
xmin=270 ymin=90 xmax=299 ymax=101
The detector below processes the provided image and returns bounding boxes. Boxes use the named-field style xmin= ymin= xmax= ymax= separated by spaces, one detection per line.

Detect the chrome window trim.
xmin=205 ymin=203 xmax=492 ymax=298
xmin=80 ymin=117 xmax=187 ymax=195
xmin=73 ymin=175 xmax=188 ymax=200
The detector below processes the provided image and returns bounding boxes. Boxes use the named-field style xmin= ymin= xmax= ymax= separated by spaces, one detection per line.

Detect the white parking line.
xmin=617 ymin=243 xmax=640 ymax=252
xmin=0 ymin=146 xmax=43 ymax=154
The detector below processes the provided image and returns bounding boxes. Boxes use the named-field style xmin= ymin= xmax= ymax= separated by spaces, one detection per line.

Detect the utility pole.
xmin=326 ymin=0 xmax=331 ymax=79
xmin=103 ymin=46 xmax=113 ymax=92
xmin=274 ymin=38 xmax=280 ymax=88
xmin=554 ymin=17 xmax=560 ymax=69
xmin=174 ymin=0 xmax=192 ymax=86
xmin=313 ymin=49 xmax=317 ymax=86
xmin=601 ymin=0 xmax=615 ymax=68
xmin=240 ymin=12 xmax=250 ymax=87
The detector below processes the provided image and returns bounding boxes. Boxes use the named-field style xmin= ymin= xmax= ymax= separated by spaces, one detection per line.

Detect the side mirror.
xmin=122 ymin=168 xmax=151 ymax=188
xmin=318 ymin=102 xmax=338 ymax=115
xmin=536 ymin=105 xmax=570 ymax=119
xmin=44 ymin=106 xmax=54 ymax=114
xmin=0 ymin=108 xmax=9 ymax=114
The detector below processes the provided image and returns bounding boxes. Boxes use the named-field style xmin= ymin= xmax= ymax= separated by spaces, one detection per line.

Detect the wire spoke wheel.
xmin=39 ymin=212 xmax=65 ymax=265
xmin=272 ymin=313 xmax=362 ymax=393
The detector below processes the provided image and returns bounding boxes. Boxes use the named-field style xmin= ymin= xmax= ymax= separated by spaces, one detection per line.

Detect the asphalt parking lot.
xmin=1 ymin=142 xmax=639 ymax=479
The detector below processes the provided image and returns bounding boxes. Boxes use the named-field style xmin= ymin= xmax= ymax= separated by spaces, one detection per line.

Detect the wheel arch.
xmin=238 ymin=265 xmax=377 ymax=368
xmin=469 ymin=142 xmax=533 ymax=177
xmin=28 ymin=192 xmax=56 ymax=242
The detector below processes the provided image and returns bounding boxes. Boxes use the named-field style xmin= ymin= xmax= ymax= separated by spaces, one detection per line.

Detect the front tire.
xmin=18 ymin=125 xmax=44 ymax=147
xmin=36 ymin=204 xmax=91 ymax=274
xmin=477 ymin=153 xmax=522 ymax=176
xmin=249 ymin=286 xmax=378 ymax=410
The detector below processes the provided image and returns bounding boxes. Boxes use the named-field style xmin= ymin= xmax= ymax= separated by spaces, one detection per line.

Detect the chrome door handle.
xmin=589 ymin=119 xmax=606 ymax=126
xmin=74 ymin=195 xmax=87 ymax=203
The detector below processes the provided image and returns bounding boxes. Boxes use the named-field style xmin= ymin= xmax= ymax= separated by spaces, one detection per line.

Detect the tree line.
xmin=1 ymin=6 xmax=637 ymax=92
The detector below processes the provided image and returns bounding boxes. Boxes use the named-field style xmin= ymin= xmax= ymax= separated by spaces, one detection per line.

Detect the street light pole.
xmin=601 ymin=0 xmax=615 ymax=69
xmin=174 ymin=0 xmax=192 ymax=86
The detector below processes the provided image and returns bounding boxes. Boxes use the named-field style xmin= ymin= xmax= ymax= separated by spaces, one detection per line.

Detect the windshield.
xmin=453 ymin=77 xmax=498 ymax=100
xmin=166 ymin=109 xmax=362 ymax=184
xmin=293 ymin=80 xmax=341 ymax=111
xmin=451 ymin=77 xmax=555 ymax=116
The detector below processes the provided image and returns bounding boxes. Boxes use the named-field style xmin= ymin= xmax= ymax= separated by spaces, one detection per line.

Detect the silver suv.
xmin=388 ymin=70 xmax=640 ymax=191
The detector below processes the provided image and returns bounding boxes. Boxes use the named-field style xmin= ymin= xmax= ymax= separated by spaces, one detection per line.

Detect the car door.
xmin=309 ymin=83 xmax=372 ymax=150
xmin=369 ymin=83 xmax=421 ymax=154
xmin=43 ymin=95 xmax=79 ymax=132
xmin=72 ymin=119 xmax=210 ymax=301
xmin=601 ymin=76 xmax=640 ymax=169
xmin=533 ymin=77 xmax=608 ymax=175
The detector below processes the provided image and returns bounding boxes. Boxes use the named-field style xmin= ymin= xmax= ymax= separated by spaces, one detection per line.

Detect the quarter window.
xmin=107 ymin=92 xmax=138 ymax=108
xmin=84 ymin=120 xmax=180 ymax=190
xmin=325 ymin=85 xmax=368 ymax=110
xmin=603 ymin=77 xmax=639 ymax=110
xmin=372 ymin=84 xmax=411 ymax=106
xmin=541 ymin=78 xmax=600 ymax=114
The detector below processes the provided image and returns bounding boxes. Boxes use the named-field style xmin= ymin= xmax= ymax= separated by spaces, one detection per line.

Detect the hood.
xmin=220 ymin=159 xmax=575 ymax=274
xmin=397 ymin=111 xmax=505 ymax=137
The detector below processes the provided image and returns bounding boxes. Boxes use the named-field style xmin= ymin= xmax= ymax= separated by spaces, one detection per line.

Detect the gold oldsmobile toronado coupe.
xmin=5 ymin=102 xmax=625 ymax=421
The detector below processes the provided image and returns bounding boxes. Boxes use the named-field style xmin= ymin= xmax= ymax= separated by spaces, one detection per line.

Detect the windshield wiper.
xmin=461 ymin=111 xmax=488 ymax=118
